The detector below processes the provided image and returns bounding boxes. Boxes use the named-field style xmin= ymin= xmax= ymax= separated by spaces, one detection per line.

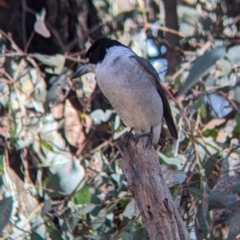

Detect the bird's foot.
xmin=140 ymin=127 xmax=153 ymax=149
xmin=123 ymin=127 xmax=134 ymax=146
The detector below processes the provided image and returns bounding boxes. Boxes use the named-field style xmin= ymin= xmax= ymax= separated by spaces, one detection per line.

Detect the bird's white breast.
xmin=95 ymin=46 xmax=163 ymax=144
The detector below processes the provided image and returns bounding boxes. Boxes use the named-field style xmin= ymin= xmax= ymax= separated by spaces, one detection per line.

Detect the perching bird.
xmin=72 ymin=38 xmax=178 ymax=145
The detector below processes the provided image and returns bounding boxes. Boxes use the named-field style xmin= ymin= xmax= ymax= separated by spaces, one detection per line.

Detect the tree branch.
xmin=118 ymin=135 xmax=189 ymax=240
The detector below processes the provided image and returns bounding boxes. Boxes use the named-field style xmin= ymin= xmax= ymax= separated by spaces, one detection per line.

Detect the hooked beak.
xmin=71 ymin=63 xmax=91 ymax=80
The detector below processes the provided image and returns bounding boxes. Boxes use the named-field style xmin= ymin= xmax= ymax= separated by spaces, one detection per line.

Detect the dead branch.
xmin=118 ymin=135 xmax=190 ymax=240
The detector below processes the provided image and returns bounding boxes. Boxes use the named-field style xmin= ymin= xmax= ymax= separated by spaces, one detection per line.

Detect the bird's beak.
xmin=71 ymin=63 xmax=91 ymax=80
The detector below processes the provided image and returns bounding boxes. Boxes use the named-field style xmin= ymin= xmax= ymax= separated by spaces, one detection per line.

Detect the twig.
xmin=21 ymin=0 xmax=27 ymax=50
xmin=0 ymin=30 xmax=24 ymax=53
xmin=144 ymin=23 xmax=186 ymax=38
xmin=24 ymin=31 xmax=35 ymax=53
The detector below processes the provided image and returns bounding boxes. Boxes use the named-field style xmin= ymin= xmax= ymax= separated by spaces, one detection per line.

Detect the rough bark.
xmin=118 ymin=135 xmax=190 ymax=240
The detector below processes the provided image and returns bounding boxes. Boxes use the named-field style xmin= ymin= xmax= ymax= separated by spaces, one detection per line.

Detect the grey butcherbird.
xmin=72 ymin=38 xmax=178 ymax=145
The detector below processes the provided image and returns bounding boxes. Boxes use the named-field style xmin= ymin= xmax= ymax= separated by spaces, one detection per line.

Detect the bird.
xmin=72 ymin=38 xmax=178 ymax=145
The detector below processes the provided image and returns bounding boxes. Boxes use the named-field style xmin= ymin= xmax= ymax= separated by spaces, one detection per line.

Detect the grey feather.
xmin=131 ymin=55 xmax=178 ymax=139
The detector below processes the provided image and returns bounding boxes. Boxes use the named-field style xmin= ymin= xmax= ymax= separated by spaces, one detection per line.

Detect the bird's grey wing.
xmin=131 ymin=55 xmax=178 ymax=139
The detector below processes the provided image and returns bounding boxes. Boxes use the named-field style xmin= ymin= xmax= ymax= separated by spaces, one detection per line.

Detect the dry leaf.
xmin=34 ymin=8 xmax=51 ymax=38
xmin=34 ymin=19 xmax=51 ymax=38
xmin=64 ymin=100 xmax=85 ymax=147
xmin=203 ymin=118 xmax=226 ymax=131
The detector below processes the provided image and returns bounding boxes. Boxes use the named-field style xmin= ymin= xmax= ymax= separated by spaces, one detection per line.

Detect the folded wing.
xmin=131 ymin=56 xmax=178 ymax=139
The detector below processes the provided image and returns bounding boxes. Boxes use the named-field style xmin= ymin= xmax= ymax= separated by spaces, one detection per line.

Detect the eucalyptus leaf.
xmin=34 ymin=8 xmax=51 ymax=38
xmin=195 ymin=207 xmax=208 ymax=240
xmin=12 ymin=214 xmax=31 ymax=238
xmin=123 ymin=199 xmax=140 ymax=219
xmin=216 ymin=58 xmax=232 ymax=76
xmin=0 ymin=82 xmax=9 ymax=107
xmin=45 ymin=71 xmax=72 ymax=106
xmin=31 ymin=215 xmax=48 ymax=240
xmin=165 ymin=170 xmax=187 ymax=187
xmin=90 ymin=109 xmax=114 ymax=125
xmin=91 ymin=208 xmax=107 ymax=230
xmin=234 ymin=85 xmax=240 ymax=103
xmin=0 ymin=197 xmax=13 ymax=233
xmin=158 ymin=153 xmax=187 ymax=170
xmin=79 ymin=203 xmax=96 ymax=215
xmin=179 ymin=46 xmax=226 ymax=95
xmin=34 ymin=54 xmax=65 ymax=74
xmin=46 ymin=159 xmax=85 ymax=198
xmin=111 ymin=173 xmax=121 ymax=184
xmin=226 ymin=45 xmax=240 ymax=65
xmin=40 ymin=140 xmax=53 ymax=151
xmin=74 ymin=186 xmax=91 ymax=205
xmin=64 ymin=100 xmax=83 ymax=147
xmin=189 ymin=187 xmax=203 ymax=199
xmin=47 ymin=224 xmax=64 ymax=240
xmin=114 ymin=115 xmax=121 ymax=130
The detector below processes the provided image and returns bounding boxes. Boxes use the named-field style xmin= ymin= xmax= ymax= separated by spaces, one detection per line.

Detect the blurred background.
xmin=0 ymin=0 xmax=240 ymax=239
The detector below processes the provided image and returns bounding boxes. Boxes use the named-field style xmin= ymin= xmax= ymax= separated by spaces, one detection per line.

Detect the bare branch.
xmin=118 ymin=135 xmax=190 ymax=240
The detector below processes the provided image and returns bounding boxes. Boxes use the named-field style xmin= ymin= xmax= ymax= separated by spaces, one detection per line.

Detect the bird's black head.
xmin=86 ymin=38 xmax=127 ymax=64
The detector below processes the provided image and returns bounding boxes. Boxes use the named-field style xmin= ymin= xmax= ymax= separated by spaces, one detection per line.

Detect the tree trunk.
xmin=162 ymin=0 xmax=180 ymax=75
xmin=118 ymin=135 xmax=189 ymax=240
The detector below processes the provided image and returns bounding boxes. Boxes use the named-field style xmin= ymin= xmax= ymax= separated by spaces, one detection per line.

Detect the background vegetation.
xmin=0 ymin=0 xmax=240 ymax=239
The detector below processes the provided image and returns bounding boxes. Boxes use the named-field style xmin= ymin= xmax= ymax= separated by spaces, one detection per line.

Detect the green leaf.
xmin=166 ymin=170 xmax=187 ymax=186
xmin=158 ymin=153 xmax=187 ymax=170
xmin=123 ymin=199 xmax=140 ymax=219
xmin=179 ymin=46 xmax=226 ymax=95
xmin=226 ymin=45 xmax=240 ymax=65
xmin=234 ymin=115 xmax=240 ymax=133
xmin=91 ymin=208 xmax=107 ymax=230
xmin=114 ymin=115 xmax=121 ymax=130
xmin=189 ymin=94 xmax=205 ymax=110
xmin=74 ymin=186 xmax=91 ymax=204
xmin=199 ymin=104 xmax=206 ymax=118
xmin=119 ymin=220 xmax=148 ymax=240
xmin=189 ymin=187 xmax=203 ymax=199
xmin=31 ymin=215 xmax=48 ymax=240
xmin=79 ymin=203 xmax=96 ymax=215
xmin=40 ymin=140 xmax=53 ymax=151
xmin=111 ymin=173 xmax=121 ymax=184
xmin=45 ymin=160 xmax=85 ymax=198
xmin=0 ymin=155 xmax=4 ymax=173
xmin=47 ymin=224 xmax=64 ymax=240
xmin=195 ymin=207 xmax=208 ymax=240
xmin=216 ymin=58 xmax=232 ymax=76
xmin=235 ymin=85 xmax=240 ymax=103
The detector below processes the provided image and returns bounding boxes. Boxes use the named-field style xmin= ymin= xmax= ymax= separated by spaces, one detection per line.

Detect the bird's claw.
xmin=140 ymin=127 xmax=153 ymax=149
xmin=124 ymin=128 xmax=134 ymax=146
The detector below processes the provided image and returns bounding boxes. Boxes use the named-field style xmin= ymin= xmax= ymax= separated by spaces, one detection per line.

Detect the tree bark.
xmin=118 ymin=135 xmax=189 ymax=240
xmin=162 ymin=0 xmax=180 ymax=75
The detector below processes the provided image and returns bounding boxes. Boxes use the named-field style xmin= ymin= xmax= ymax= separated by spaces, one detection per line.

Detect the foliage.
xmin=0 ymin=0 xmax=240 ymax=239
